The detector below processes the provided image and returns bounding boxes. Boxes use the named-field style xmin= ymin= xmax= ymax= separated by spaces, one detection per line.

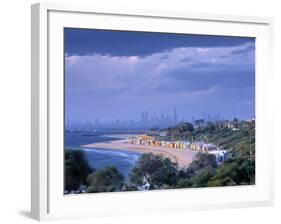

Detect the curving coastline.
xmin=82 ymin=138 xmax=198 ymax=168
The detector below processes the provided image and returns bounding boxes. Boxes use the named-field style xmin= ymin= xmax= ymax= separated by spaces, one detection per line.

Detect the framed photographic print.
xmin=31 ymin=2 xmax=274 ymax=221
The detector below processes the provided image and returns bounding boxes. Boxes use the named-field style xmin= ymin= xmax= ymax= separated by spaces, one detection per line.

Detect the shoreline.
xmin=81 ymin=138 xmax=198 ymax=168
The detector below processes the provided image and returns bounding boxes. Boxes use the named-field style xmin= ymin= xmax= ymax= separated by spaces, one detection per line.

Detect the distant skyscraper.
xmin=173 ymin=108 xmax=178 ymax=123
xmin=94 ymin=119 xmax=100 ymax=127
xmin=141 ymin=112 xmax=145 ymax=122
xmin=161 ymin=113 xmax=164 ymax=122
xmin=207 ymin=113 xmax=212 ymax=122
xmin=145 ymin=111 xmax=149 ymax=123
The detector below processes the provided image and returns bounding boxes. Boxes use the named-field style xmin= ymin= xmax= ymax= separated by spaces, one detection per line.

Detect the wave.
xmin=81 ymin=147 xmax=141 ymax=159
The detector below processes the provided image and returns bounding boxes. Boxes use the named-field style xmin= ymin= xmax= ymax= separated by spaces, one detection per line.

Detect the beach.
xmin=82 ymin=138 xmax=198 ymax=168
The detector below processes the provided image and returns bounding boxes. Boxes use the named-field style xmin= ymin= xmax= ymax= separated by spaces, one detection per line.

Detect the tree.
xmin=208 ymin=176 xmax=237 ymax=187
xmin=189 ymin=169 xmax=215 ymax=187
xmin=208 ymin=156 xmax=255 ymax=187
xmin=166 ymin=122 xmax=194 ymax=140
xmin=205 ymin=122 xmax=216 ymax=131
xmin=86 ymin=166 xmax=124 ymax=193
xmin=185 ymin=153 xmax=217 ymax=177
xmin=65 ymin=150 xmax=92 ymax=192
xmin=178 ymin=122 xmax=194 ymax=132
xmin=176 ymin=178 xmax=192 ymax=188
xmin=130 ymin=153 xmax=178 ymax=190
xmin=176 ymin=153 xmax=217 ymax=188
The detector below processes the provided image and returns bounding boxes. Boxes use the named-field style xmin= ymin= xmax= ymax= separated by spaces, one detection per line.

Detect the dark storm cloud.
xmin=65 ymin=29 xmax=255 ymax=121
xmin=65 ymin=28 xmax=255 ymax=57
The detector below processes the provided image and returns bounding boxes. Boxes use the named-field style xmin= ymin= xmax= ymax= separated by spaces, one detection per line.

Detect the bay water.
xmin=65 ymin=131 xmax=141 ymax=178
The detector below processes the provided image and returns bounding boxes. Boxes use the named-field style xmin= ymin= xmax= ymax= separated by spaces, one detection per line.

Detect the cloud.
xmin=65 ymin=43 xmax=255 ymax=121
xmin=65 ymin=43 xmax=255 ymax=98
xmin=65 ymin=28 xmax=255 ymax=57
xmin=230 ymin=44 xmax=255 ymax=56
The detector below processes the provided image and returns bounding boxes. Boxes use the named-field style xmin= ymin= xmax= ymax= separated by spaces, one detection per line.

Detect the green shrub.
xmin=86 ymin=166 xmax=124 ymax=193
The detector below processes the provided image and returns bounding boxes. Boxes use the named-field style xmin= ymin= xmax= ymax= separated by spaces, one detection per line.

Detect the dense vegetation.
xmin=165 ymin=120 xmax=255 ymax=157
xmin=86 ymin=166 xmax=124 ymax=193
xmin=130 ymin=153 xmax=179 ymax=190
xmin=65 ymin=119 xmax=255 ymax=193
xmin=165 ymin=119 xmax=255 ymax=187
xmin=65 ymin=149 xmax=92 ymax=193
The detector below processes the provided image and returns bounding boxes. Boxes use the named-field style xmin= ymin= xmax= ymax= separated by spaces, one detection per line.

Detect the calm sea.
xmin=65 ymin=131 xmax=142 ymax=178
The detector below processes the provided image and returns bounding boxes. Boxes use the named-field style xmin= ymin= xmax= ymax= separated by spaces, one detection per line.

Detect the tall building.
xmin=94 ymin=119 xmax=100 ymax=127
xmin=144 ymin=111 xmax=149 ymax=123
xmin=141 ymin=112 xmax=145 ymax=122
xmin=161 ymin=113 xmax=164 ymax=122
xmin=173 ymin=108 xmax=178 ymax=123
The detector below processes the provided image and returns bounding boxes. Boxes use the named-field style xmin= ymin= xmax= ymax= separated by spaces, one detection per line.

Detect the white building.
xmin=208 ymin=149 xmax=229 ymax=165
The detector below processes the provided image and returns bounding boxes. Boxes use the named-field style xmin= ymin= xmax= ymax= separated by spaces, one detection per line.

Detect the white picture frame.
xmin=31 ymin=2 xmax=274 ymax=221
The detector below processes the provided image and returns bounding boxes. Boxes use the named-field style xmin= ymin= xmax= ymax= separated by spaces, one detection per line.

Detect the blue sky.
xmin=65 ymin=28 xmax=255 ymax=123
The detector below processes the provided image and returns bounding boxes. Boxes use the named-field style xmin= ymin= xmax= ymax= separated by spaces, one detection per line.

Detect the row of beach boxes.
xmin=130 ymin=139 xmax=219 ymax=152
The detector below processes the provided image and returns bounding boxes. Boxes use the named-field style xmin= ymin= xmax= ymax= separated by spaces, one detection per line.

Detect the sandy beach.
xmin=82 ymin=139 xmax=198 ymax=168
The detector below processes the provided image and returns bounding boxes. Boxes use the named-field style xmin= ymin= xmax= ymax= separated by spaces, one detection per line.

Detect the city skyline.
xmin=65 ymin=28 xmax=255 ymax=124
xmin=65 ymin=108 xmax=239 ymax=130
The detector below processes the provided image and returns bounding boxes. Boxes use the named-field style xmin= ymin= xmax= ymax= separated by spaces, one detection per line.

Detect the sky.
xmin=65 ymin=28 xmax=255 ymax=123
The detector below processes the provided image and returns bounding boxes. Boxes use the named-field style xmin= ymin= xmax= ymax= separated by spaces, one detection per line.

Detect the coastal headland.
xmin=82 ymin=138 xmax=198 ymax=168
